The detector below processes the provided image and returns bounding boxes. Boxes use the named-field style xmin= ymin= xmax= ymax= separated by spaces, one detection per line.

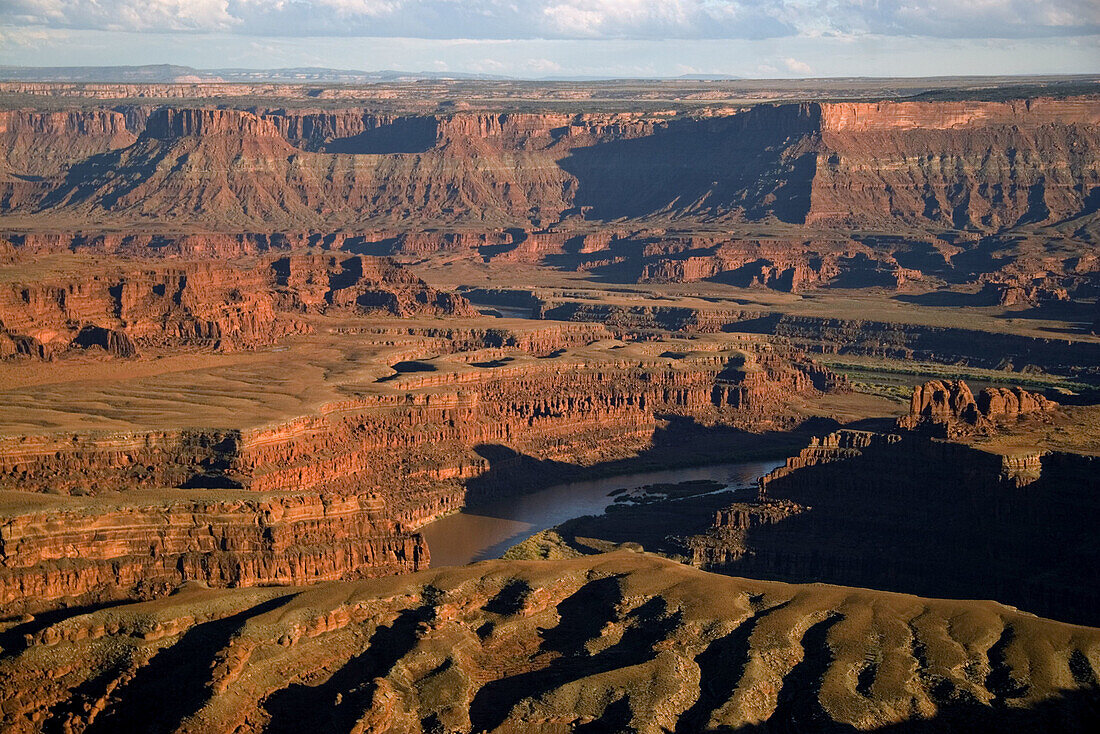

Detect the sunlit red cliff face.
xmin=0 ymin=330 xmax=840 ymax=611
xmin=4 ymin=97 xmax=1097 ymax=304
xmin=809 ymin=99 xmax=1100 ymax=228
xmin=0 ymin=254 xmax=472 ymax=359
xmin=3 ymin=98 xmax=1097 ymax=230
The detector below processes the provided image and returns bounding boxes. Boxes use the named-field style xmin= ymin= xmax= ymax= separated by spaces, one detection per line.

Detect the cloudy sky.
xmin=2 ymin=1 xmax=1098 ymax=77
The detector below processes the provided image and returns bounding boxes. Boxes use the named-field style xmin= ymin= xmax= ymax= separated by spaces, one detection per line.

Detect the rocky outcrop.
xmin=0 ymin=255 xmax=472 ymax=359
xmin=269 ymin=253 xmax=473 ymax=317
xmin=0 ymin=492 xmax=427 ymax=613
xmin=1 ymin=552 xmax=1097 ymax=734
xmin=694 ymin=430 xmax=1100 ymax=626
xmin=899 ymin=379 xmax=1057 ymax=434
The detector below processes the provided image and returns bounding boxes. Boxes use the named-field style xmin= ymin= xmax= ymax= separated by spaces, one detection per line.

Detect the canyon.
xmin=0 ymin=327 xmax=841 ymax=612
xmin=0 ymin=78 xmax=1098 ymax=732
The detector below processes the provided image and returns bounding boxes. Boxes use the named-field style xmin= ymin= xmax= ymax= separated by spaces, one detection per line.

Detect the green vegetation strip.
xmin=822 ymin=358 xmax=1099 ymax=395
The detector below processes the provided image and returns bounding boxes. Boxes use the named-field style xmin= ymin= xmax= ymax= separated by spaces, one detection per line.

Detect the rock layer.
xmin=0 ymin=492 xmax=426 ymax=613
xmin=3 ymin=98 xmax=1097 ymax=230
xmin=0 ymin=344 xmax=837 ymax=609
xmin=0 ymin=254 xmax=472 ymax=359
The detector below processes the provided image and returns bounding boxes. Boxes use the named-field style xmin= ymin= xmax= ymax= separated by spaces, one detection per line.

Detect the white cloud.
xmin=526 ymin=57 xmax=563 ymax=73
xmin=3 ymin=26 xmax=1098 ymax=77
xmin=783 ymin=56 xmax=812 ymax=74
xmin=4 ymin=0 xmax=240 ymax=32
xmin=1 ymin=1 xmax=1097 ymax=40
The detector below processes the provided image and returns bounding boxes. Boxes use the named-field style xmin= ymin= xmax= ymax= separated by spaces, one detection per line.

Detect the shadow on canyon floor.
xmin=461 ymin=414 xmax=845 ymax=513
xmin=83 ymin=596 xmax=294 ymax=734
xmin=262 ymin=602 xmax=438 ymax=734
xmin=718 ymin=687 xmax=1100 ymax=734
xmin=0 ymin=600 xmax=131 ymax=659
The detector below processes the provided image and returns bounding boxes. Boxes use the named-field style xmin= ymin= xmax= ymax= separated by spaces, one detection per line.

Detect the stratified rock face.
xmin=0 ymin=255 xmax=472 ymax=359
xmin=3 ymin=98 xmax=1097 ymax=230
xmin=0 ymin=492 xmax=427 ymax=613
xmin=0 ymin=351 xmax=832 ymax=496
xmin=0 ymin=347 xmax=836 ymax=610
xmin=696 ymin=430 xmax=1100 ymax=627
xmin=533 ymin=299 xmax=1100 ymax=374
xmin=899 ymin=379 xmax=1057 ymax=434
xmin=1 ymin=553 xmax=1097 ymax=734
xmin=810 ymin=99 xmax=1100 ymax=229
xmin=268 ymin=253 xmax=474 ymax=317
xmin=0 ymin=108 xmax=138 ymax=208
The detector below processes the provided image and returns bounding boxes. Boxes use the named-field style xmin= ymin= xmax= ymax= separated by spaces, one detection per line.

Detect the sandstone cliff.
xmin=810 ymin=99 xmax=1100 ymax=230
xmin=0 ymin=491 xmax=426 ymax=614
xmin=3 ymin=98 xmax=1096 ymax=231
xmin=0 ymin=254 xmax=472 ymax=359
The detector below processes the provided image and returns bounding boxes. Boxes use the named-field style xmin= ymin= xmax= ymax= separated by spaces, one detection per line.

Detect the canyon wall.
xmin=695 ymin=429 xmax=1100 ymax=626
xmin=533 ymin=299 xmax=1100 ymax=375
xmin=0 ymin=254 xmax=472 ymax=359
xmin=0 ymin=348 xmax=836 ymax=609
xmin=3 ymin=98 xmax=1096 ymax=230
xmin=810 ymin=99 xmax=1100 ymax=229
xmin=0 ymin=351 xmax=828 ymax=496
xmin=0 ymin=492 xmax=427 ymax=613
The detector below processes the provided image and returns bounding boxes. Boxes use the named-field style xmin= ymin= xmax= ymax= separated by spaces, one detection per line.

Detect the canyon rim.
xmin=1 ymin=4 xmax=1100 ymax=732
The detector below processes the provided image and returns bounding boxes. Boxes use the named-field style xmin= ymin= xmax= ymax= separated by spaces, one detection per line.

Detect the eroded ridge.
xmin=1 ymin=553 xmax=1097 ymax=733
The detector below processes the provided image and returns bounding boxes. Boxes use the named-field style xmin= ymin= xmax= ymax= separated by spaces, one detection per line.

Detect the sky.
xmin=2 ymin=1 xmax=1098 ymax=78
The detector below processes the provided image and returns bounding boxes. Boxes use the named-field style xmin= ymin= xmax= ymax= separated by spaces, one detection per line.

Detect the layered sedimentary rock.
xmin=8 ymin=225 xmax=1094 ymax=301
xmin=3 ymin=98 xmax=1096 ymax=231
xmin=0 ymin=254 xmax=472 ymax=359
xmin=0 ymin=109 xmax=139 ymax=209
xmin=0 ymin=344 xmax=838 ymax=609
xmin=3 ymin=95 xmax=1098 ymax=304
xmin=809 ymin=99 xmax=1100 ymax=229
xmin=0 ymin=349 xmax=829 ymax=495
xmin=0 ymin=492 xmax=426 ymax=613
xmin=1 ymin=552 xmax=1098 ymax=734
xmin=695 ymin=429 xmax=1100 ymax=626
